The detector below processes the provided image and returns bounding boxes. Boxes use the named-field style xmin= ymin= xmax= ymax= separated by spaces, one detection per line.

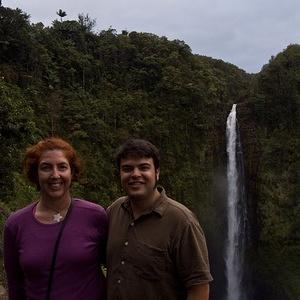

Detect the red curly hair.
xmin=23 ymin=137 xmax=81 ymax=189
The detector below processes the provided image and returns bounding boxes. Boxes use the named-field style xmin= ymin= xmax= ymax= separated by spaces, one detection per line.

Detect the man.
xmin=106 ymin=139 xmax=213 ymax=300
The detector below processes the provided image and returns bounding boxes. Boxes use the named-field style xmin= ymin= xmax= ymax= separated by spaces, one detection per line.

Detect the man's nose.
xmin=131 ymin=167 xmax=141 ymax=177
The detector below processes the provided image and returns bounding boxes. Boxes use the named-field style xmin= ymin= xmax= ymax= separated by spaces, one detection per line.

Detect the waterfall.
xmin=225 ymin=104 xmax=248 ymax=300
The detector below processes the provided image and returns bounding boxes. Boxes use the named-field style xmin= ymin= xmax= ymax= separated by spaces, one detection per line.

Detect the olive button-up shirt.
xmin=106 ymin=188 xmax=212 ymax=300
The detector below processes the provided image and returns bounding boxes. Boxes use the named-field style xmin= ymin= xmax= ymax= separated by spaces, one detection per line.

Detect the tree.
xmin=56 ymin=9 xmax=67 ymax=22
xmin=0 ymin=81 xmax=37 ymax=202
xmin=78 ymin=13 xmax=96 ymax=32
xmin=0 ymin=7 xmax=32 ymax=64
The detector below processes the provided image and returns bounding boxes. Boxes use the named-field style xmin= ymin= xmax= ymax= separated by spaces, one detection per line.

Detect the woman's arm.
xmin=3 ymin=223 xmax=26 ymax=300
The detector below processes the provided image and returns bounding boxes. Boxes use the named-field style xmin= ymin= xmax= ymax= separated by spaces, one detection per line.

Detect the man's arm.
xmin=187 ymin=283 xmax=210 ymax=300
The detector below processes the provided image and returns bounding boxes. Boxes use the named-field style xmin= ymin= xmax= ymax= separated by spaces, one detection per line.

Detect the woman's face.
xmin=38 ymin=149 xmax=72 ymax=202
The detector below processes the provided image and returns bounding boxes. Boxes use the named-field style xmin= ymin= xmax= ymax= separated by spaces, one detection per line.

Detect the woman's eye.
xmin=58 ymin=165 xmax=69 ymax=171
xmin=40 ymin=165 xmax=51 ymax=171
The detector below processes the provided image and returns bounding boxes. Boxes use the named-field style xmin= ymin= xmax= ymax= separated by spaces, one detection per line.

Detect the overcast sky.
xmin=4 ymin=0 xmax=300 ymax=73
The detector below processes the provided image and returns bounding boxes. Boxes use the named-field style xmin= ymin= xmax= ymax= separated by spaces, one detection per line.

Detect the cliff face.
xmin=236 ymin=45 xmax=300 ymax=299
xmin=207 ymin=45 xmax=300 ymax=299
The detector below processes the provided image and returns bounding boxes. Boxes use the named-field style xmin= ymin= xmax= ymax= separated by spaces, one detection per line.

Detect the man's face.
xmin=120 ymin=156 xmax=159 ymax=201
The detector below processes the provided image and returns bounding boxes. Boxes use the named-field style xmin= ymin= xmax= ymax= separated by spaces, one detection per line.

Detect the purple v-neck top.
xmin=4 ymin=198 xmax=108 ymax=300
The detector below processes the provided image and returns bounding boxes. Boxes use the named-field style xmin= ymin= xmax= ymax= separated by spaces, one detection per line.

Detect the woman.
xmin=4 ymin=137 xmax=108 ymax=300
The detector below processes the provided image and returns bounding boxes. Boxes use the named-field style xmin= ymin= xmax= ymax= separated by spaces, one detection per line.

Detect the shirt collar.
xmin=121 ymin=186 xmax=168 ymax=217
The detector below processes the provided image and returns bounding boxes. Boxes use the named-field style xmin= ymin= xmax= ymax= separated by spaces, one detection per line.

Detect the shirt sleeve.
xmin=3 ymin=221 xmax=26 ymax=300
xmin=173 ymin=217 xmax=213 ymax=287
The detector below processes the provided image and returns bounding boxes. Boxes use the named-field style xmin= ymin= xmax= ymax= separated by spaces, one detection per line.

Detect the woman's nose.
xmin=51 ymin=167 xmax=60 ymax=178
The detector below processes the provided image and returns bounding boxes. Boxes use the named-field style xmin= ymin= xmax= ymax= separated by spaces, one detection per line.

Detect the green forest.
xmin=0 ymin=6 xmax=299 ymax=299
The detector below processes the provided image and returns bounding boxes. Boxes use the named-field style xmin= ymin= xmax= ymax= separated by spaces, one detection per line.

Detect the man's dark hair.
xmin=116 ymin=139 xmax=160 ymax=170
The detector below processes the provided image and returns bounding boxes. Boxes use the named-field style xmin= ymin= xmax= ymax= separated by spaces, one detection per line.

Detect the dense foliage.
xmin=243 ymin=44 xmax=300 ymax=299
xmin=0 ymin=6 xmax=299 ymax=299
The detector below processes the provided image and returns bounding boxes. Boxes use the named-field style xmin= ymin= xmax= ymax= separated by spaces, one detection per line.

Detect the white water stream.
xmin=225 ymin=104 xmax=247 ymax=300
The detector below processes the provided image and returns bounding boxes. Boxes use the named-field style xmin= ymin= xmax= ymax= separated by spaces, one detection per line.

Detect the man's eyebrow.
xmin=121 ymin=162 xmax=151 ymax=167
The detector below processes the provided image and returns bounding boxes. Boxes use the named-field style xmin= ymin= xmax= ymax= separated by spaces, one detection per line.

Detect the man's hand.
xmin=187 ymin=283 xmax=209 ymax=300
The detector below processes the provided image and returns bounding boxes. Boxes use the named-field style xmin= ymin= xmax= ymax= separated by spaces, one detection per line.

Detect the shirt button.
xmin=121 ymin=260 xmax=125 ymax=265
xmin=124 ymin=241 xmax=128 ymax=246
xmin=117 ymin=279 xmax=121 ymax=284
xmin=130 ymin=222 xmax=134 ymax=226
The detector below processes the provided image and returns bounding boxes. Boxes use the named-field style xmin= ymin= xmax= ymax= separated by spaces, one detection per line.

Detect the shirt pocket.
xmin=132 ymin=242 xmax=167 ymax=281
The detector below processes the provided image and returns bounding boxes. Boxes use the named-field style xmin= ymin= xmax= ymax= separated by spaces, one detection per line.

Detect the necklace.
xmin=38 ymin=198 xmax=72 ymax=223
xmin=53 ymin=212 xmax=64 ymax=222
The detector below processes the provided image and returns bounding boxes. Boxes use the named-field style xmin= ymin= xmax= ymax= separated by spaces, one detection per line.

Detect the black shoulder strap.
xmin=46 ymin=201 xmax=73 ymax=300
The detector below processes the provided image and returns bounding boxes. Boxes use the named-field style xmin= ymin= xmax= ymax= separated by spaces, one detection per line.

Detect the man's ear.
xmin=156 ymin=168 xmax=160 ymax=181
